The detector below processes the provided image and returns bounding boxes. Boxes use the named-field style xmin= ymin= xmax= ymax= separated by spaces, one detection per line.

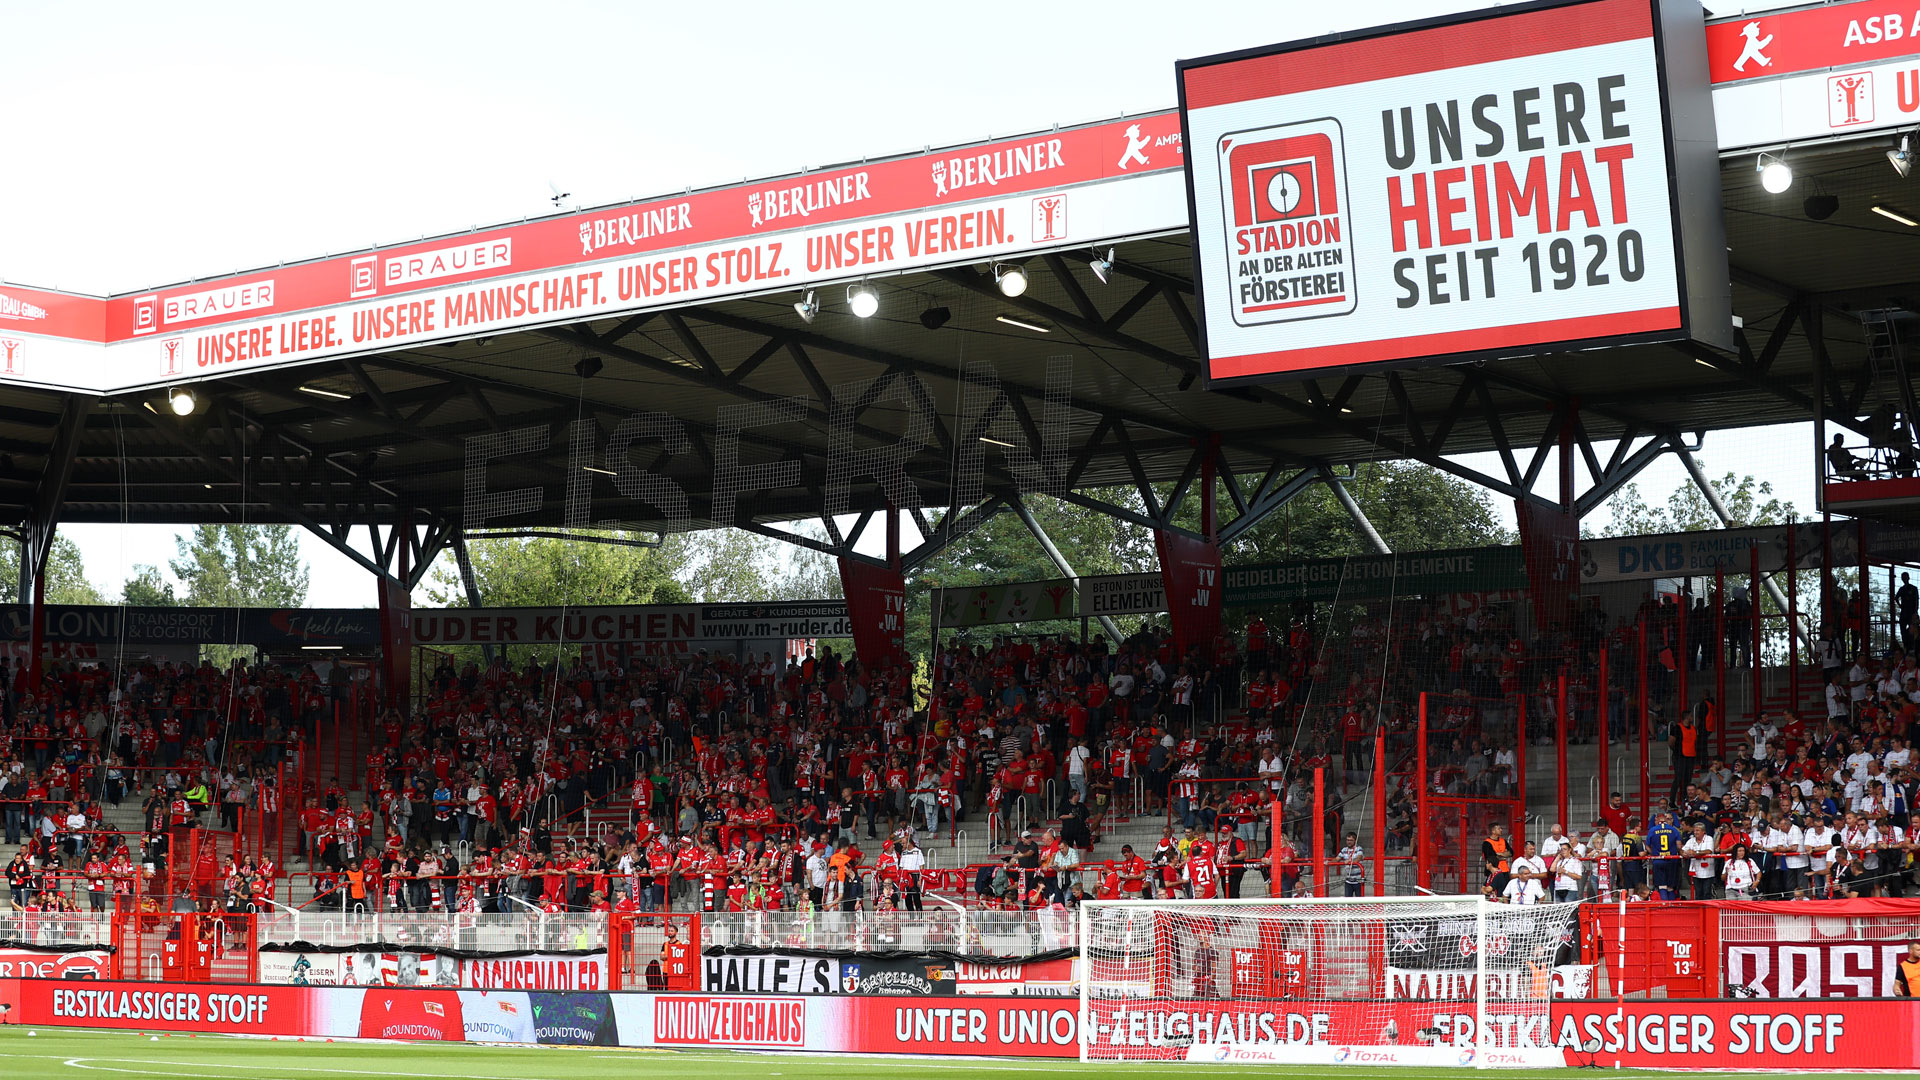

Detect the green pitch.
xmin=0 ymin=1027 xmax=1888 ymax=1080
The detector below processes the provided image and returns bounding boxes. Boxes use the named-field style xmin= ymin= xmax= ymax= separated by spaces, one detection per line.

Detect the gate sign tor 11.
xmin=1176 ymin=0 xmax=1730 ymax=384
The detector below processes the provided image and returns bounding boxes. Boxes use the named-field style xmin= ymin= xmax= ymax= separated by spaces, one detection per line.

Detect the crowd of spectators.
xmin=2 ymin=557 xmax=1914 ymax=920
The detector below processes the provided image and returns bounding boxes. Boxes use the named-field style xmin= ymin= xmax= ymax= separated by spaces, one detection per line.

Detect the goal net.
xmin=1079 ymin=896 xmax=1579 ymax=1067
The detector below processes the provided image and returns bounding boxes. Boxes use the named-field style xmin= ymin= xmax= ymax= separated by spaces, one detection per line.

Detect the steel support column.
xmin=1322 ymin=467 xmax=1391 ymax=555
xmin=451 ymin=527 xmax=495 ymax=664
xmin=1674 ymin=443 xmax=1796 ymax=624
xmin=1009 ymin=496 xmax=1122 ymax=643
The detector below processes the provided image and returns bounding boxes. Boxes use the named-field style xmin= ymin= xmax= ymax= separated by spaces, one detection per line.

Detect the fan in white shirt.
xmin=1551 ymin=843 xmax=1587 ymax=900
xmin=1506 ymin=843 xmax=1548 ymax=904
xmin=1722 ymin=845 xmax=1761 ymax=899
xmin=1842 ymin=819 xmax=1882 ymax=872
xmin=1683 ymin=828 xmax=1718 ymax=898
xmin=1826 ymin=682 xmax=1850 ymax=720
xmin=1804 ymin=824 xmax=1837 ymax=867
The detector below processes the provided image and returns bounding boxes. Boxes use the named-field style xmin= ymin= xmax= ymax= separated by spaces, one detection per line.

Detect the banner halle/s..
xmin=1156 ymin=530 xmax=1224 ymax=655
xmin=702 ymin=954 xmax=840 ymax=995
xmin=837 ymin=558 xmax=907 ymax=669
xmin=1176 ymin=0 xmax=1731 ymax=384
xmin=698 ymin=954 xmax=1077 ymax=997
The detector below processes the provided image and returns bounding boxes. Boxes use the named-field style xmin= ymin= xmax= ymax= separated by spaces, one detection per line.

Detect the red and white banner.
xmin=1712 ymin=48 xmax=1920 ymax=148
xmin=953 ymin=958 xmax=1078 ymax=996
xmin=0 ymin=949 xmax=110 ymax=980
xmin=1553 ymin=1000 xmax=1916 ymax=1069
xmin=1516 ymin=498 xmax=1582 ymax=628
xmin=1706 ymin=0 xmax=1920 ymax=84
xmin=5 ymin=980 xmax=320 ymax=1037
xmin=0 ymin=1 xmax=1898 ymax=396
xmin=5 ymin=979 xmax=1920 ymax=1067
xmin=838 ymin=558 xmax=907 ymax=671
xmin=1722 ymin=940 xmax=1911 ymax=998
xmin=1155 ymin=530 xmax=1224 ymax=657
xmin=257 ymin=950 xmax=606 ymax=991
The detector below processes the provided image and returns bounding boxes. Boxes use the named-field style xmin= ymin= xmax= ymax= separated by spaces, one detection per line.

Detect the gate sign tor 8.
xmin=1175 ymin=0 xmax=1732 ymax=385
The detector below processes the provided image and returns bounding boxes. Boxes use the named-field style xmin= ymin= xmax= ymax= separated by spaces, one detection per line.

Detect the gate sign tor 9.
xmin=1176 ymin=0 xmax=1731 ymax=385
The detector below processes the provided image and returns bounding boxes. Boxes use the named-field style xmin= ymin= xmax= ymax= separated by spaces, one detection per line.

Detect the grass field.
xmin=0 ymin=1027 xmax=1896 ymax=1080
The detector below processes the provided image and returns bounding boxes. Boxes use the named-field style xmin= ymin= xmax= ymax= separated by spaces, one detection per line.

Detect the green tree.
xmin=1595 ymin=468 xmax=1795 ymax=536
xmin=426 ymin=530 xmax=689 ymax=609
xmin=0 ymin=535 xmax=106 ymax=604
xmin=170 ymin=524 xmax=309 ymax=608
xmin=676 ymin=530 xmax=841 ymax=604
xmin=1222 ymin=461 xmax=1511 ymax=564
xmin=909 ymin=491 xmax=1155 ymax=655
xmin=120 ymin=564 xmax=178 ymax=606
xmin=1597 ymin=465 xmax=1832 ymax=664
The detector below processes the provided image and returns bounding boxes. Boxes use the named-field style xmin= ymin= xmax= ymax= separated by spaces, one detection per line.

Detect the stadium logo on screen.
xmin=1216 ymin=117 xmax=1356 ymax=327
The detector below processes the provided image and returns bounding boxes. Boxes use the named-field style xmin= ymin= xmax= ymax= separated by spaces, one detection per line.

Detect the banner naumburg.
xmin=1176 ymin=0 xmax=1731 ymax=384
xmin=412 ymin=602 xmax=848 ymax=646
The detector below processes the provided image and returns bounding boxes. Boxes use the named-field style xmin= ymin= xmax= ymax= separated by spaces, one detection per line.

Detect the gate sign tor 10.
xmin=1176 ymin=0 xmax=1730 ymax=384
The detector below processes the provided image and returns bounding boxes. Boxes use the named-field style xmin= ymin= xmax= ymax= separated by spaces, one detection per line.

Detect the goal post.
xmin=1078 ymin=895 xmax=1580 ymax=1067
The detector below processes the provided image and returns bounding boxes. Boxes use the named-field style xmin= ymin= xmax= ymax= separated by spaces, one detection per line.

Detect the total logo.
xmin=1329 ymin=1046 xmax=1406 ymax=1064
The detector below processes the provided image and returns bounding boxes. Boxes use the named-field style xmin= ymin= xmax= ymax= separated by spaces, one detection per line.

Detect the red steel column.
xmin=1556 ymin=670 xmax=1569 ymax=830
xmin=1714 ymin=564 xmax=1727 ymax=761
xmin=1416 ymin=693 xmax=1430 ymax=892
xmin=1598 ymin=644 xmax=1611 ymax=817
xmin=1787 ymin=521 xmax=1800 ymax=709
xmin=1372 ymin=727 xmax=1387 ymax=897
xmin=1677 ymin=582 xmax=1690 ymax=718
xmin=1312 ymin=767 xmax=1327 ymax=897
xmin=1516 ymin=694 xmax=1528 ymax=842
xmin=1638 ymin=619 xmax=1651 ymax=823
xmin=1751 ymin=546 xmax=1763 ymax=724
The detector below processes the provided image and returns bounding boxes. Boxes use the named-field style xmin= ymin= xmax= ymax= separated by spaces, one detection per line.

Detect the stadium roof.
xmin=0 ymin=8 xmax=1912 ymax=582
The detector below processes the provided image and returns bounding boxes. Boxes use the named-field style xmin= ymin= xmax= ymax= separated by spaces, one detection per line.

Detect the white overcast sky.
xmin=0 ymin=0 xmax=1810 ymax=606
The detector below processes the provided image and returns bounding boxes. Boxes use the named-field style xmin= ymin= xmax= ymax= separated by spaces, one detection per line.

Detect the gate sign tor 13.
xmin=1175 ymin=0 xmax=1730 ymax=384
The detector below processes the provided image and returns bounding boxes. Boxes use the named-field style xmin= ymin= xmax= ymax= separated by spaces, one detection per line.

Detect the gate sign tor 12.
xmin=1175 ymin=0 xmax=1731 ymax=384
